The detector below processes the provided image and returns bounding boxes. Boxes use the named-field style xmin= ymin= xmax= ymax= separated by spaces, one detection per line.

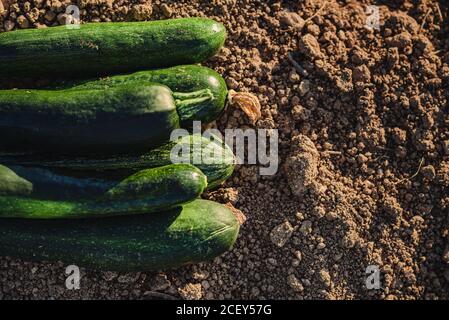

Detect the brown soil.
xmin=1 ymin=0 xmax=448 ymax=300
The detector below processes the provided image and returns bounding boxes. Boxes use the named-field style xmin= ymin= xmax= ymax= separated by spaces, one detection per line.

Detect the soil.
xmin=1 ymin=0 xmax=448 ymax=300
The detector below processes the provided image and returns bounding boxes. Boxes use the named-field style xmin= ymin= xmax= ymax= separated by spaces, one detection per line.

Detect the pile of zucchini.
xmin=0 ymin=18 xmax=240 ymax=272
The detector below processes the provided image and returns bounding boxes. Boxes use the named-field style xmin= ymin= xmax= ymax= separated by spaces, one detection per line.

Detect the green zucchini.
xmin=0 ymin=18 xmax=226 ymax=80
xmin=66 ymin=65 xmax=229 ymax=125
xmin=1 ymin=134 xmax=235 ymax=189
xmin=0 ymin=84 xmax=181 ymax=155
xmin=7 ymin=165 xmax=116 ymax=200
xmin=0 ymin=199 xmax=239 ymax=271
xmin=0 ymin=164 xmax=207 ymax=219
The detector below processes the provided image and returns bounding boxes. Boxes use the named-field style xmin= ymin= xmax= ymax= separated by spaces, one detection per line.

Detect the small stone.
xmin=299 ymin=220 xmax=312 ymax=235
xmin=284 ymin=135 xmax=320 ymax=197
xmin=294 ymin=250 xmax=302 ymax=261
xmin=392 ymin=127 xmax=407 ymax=145
xmin=4 ymin=20 xmax=16 ymax=32
xmin=178 ymin=283 xmax=203 ymax=300
xmin=51 ymin=0 xmax=63 ymax=12
xmin=299 ymin=80 xmax=310 ymax=96
xmin=270 ymin=221 xmax=295 ymax=247
xmin=201 ymin=280 xmax=210 ymax=290
xmin=356 ymin=154 xmax=368 ymax=163
xmin=278 ymin=11 xmax=304 ymax=30
xmin=443 ymin=140 xmax=449 ymax=155
xmin=317 ymin=242 xmax=326 ymax=250
xmin=289 ymin=71 xmax=300 ymax=82
xmin=150 ymin=273 xmax=171 ymax=291
xmin=192 ymin=271 xmax=209 ymax=281
xmin=23 ymin=1 xmax=31 ymax=13
xmin=299 ymin=34 xmax=323 ymax=59
xmin=421 ymin=165 xmax=435 ymax=180
xmin=313 ymin=206 xmax=326 ymax=218
xmin=352 ymin=65 xmax=371 ymax=83
xmin=45 ymin=11 xmax=56 ymax=22
xmin=35 ymin=23 xmax=47 ymax=29
xmin=226 ymin=77 xmax=239 ymax=90
xmin=295 ymin=211 xmax=304 ymax=221
xmin=130 ymin=4 xmax=153 ymax=21
xmin=325 ymin=210 xmax=338 ymax=221
xmin=287 ymin=274 xmax=304 ymax=292
xmin=57 ymin=13 xmax=70 ymax=25
xmin=160 ymin=3 xmax=172 ymax=18
xmin=318 ymin=270 xmax=332 ymax=288
xmin=16 ymin=15 xmax=30 ymax=29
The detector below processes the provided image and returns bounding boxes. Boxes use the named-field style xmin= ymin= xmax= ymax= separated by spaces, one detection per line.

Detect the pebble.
xmin=443 ymin=140 xmax=449 ymax=155
xmin=318 ymin=270 xmax=332 ymax=288
xmin=298 ymin=34 xmax=323 ymax=59
xmin=299 ymin=80 xmax=310 ymax=96
xmin=178 ymin=283 xmax=203 ymax=300
xmin=4 ymin=20 xmax=15 ymax=31
xmin=286 ymin=275 xmax=304 ymax=292
xmin=421 ymin=165 xmax=435 ymax=180
xmin=44 ymin=10 xmax=56 ymax=22
xmin=278 ymin=11 xmax=305 ymax=30
xmin=201 ymin=280 xmax=210 ymax=290
xmin=16 ymin=15 xmax=30 ymax=28
xmin=270 ymin=221 xmax=295 ymax=247
xmin=160 ymin=3 xmax=172 ymax=18
xmin=151 ymin=273 xmax=171 ymax=291
xmin=299 ymin=220 xmax=313 ymax=235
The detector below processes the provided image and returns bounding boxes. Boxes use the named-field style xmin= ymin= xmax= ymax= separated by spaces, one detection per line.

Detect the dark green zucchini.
xmin=0 ymin=199 xmax=240 ymax=271
xmin=66 ymin=65 xmax=229 ymax=125
xmin=7 ymin=165 xmax=119 ymax=200
xmin=0 ymin=18 xmax=226 ymax=80
xmin=0 ymin=164 xmax=207 ymax=219
xmin=1 ymin=134 xmax=235 ymax=189
xmin=0 ymin=84 xmax=180 ymax=155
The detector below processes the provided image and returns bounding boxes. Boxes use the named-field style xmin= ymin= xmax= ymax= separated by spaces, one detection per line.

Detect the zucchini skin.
xmin=67 ymin=65 xmax=229 ymax=125
xmin=0 ymin=18 xmax=226 ymax=79
xmin=8 ymin=165 xmax=116 ymax=200
xmin=0 ymin=84 xmax=179 ymax=155
xmin=0 ymin=199 xmax=239 ymax=271
xmin=0 ymin=164 xmax=207 ymax=219
xmin=1 ymin=134 xmax=235 ymax=189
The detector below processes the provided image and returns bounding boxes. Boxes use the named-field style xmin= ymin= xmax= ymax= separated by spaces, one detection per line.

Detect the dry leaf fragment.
xmin=228 ymin=90 xmax=261 ymax=124
xmin=224 ymin=202 xmax=247 ymax=225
